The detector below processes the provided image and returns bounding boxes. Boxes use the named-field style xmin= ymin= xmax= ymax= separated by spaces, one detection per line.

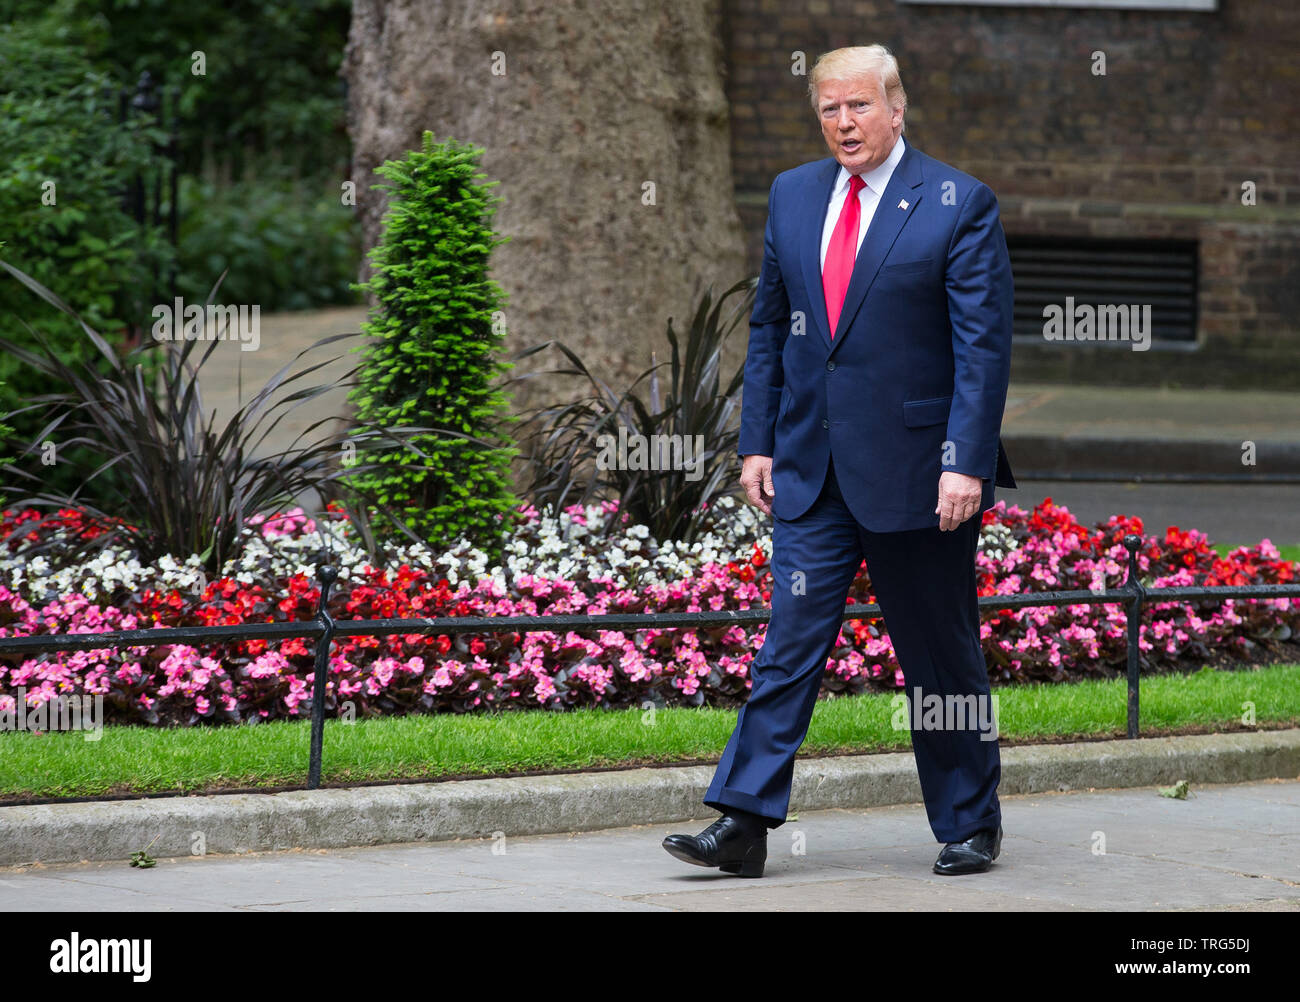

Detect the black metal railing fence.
xmin=1 ymin=535 xmax=1297 ymax=789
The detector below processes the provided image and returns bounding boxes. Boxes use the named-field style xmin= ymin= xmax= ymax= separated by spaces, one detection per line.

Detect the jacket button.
xmin=822 ymin=418 xmax=830 ymax=429
xmin=826 ymin=361 xmax=836 ymax=372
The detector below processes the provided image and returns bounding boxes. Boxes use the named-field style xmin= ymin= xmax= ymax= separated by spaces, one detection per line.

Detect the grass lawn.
xmin=1213 ymin=542 xmax=1300 ymax=562
xmin=2 ymin=662 xmax=1297 ymax=802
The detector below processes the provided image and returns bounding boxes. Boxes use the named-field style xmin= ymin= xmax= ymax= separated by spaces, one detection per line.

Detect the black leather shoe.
xmin=933 ymin=824 xmax=1002 ymax=875
xmin=662 ymin=813 xmax=767 ymax=877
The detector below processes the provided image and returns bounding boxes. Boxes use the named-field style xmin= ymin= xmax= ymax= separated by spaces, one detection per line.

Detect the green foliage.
xmin=0 ymin=15 xmax=173 ymax=330
xmin=176 ymin=174 xmax=361 ymax=313
xmin=0 ymin=18 xmax=175 ymax=494
xmin=513 ymin=278 xmax=757 ymax=543
xmin=0 ymin=378 xmax=12 ymax=508
xmin=347 ymin=132 xmax=520 ymax=559
xmin=1 ymin=0 xmax=353 ymax=182
xmin=0 ymin=246 xmax=14 ymax=487
xmin=0 ymin=260 xmax=441 ymax=572
xmin=1157 ymin=780 xmax=1191 ymax=800
xmin=1 ymin=0 xmax=359 ymax=323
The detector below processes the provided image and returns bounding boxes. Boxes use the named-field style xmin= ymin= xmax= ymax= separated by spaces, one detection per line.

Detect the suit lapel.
xmin=827 ymin=142 xmax=925 ymax=355
xmin=799 ymin=159 xmax=842 ymax=352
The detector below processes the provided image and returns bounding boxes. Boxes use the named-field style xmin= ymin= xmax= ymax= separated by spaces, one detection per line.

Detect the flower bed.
xmin=0 ymin=498 xmax=1295 ymax=726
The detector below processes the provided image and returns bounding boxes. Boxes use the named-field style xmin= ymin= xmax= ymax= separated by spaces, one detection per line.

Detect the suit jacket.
xmin=737 ymin=138 xmax=1017 ymax=531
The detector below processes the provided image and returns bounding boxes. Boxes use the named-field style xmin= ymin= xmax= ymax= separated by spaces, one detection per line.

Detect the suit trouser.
xmin=702 ymin=454 xmax=1002 ymax=844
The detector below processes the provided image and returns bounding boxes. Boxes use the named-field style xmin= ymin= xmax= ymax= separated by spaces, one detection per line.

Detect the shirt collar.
xmin=836 ymin=135 xmax=906 ymax=198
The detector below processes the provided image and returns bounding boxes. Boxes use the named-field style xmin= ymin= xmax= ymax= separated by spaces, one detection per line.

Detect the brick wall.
xmin=720 ymin=0 xmax=1300 ymax=388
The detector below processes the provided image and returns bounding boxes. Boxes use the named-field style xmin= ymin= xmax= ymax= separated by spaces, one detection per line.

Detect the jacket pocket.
xmin=882 ymin=257 xmax=932 ymax=276
xmin=902 ymin=394 xmax=952 ymax=428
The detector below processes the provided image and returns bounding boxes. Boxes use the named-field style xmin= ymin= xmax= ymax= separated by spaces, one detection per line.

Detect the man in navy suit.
xmin=663 ymin=44 xmax=1016 ymax=878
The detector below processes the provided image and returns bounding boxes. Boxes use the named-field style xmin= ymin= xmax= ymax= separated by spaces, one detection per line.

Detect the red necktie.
xmin=823 ymin=173 xmax=866 ymax=339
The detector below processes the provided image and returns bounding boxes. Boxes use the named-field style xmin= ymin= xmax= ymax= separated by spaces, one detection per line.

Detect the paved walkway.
xmin=190 ymin=311 xmax=1300 ymax=545
xmin=1001 ymin=382 xmax=1300 ymax=545
xmin=1002 ymin=479 xmax=1300 ymax=546
xmin=196 ymin=305 xmax=368 ymax=460
xmin=1002 ymin=383 xmax=1300 ymax=448
xmin=4 ymin=779 xmax=1296 ymax=911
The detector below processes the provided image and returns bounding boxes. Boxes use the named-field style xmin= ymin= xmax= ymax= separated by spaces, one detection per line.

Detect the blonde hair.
xmin=808 ymin=44 xmax=908 ymax=118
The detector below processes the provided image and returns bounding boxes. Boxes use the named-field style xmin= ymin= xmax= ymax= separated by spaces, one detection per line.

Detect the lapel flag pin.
xmin=898 ymin=199 xmax=909 ymax=210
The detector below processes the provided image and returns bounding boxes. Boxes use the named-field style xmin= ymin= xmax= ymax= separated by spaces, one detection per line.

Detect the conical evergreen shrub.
xmin=347 ymin=132 xmax=520 ymax=557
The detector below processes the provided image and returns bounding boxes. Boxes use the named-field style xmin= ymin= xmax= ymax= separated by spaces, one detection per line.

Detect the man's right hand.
xmin=740 ymin=454 xmax=776 ymax=516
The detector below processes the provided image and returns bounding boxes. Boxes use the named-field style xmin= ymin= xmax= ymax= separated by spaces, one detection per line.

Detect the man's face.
xmin=816 ymin=74 xmax=903 ymax=174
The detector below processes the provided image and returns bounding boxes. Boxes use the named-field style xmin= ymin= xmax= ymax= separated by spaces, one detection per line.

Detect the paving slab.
xmin=2 ymin=779 xmax=1297 ymax=912
xmin=1002 ymin=383 xmax=1300 ymax=479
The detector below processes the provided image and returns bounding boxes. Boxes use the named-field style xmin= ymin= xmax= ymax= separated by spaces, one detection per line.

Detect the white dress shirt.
xmin=819 ymin=135 xmax=907 ymax=273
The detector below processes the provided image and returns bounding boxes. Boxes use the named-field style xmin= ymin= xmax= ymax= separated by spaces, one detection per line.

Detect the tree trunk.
xmin=343 ymin=0 xmax=749 ymax=415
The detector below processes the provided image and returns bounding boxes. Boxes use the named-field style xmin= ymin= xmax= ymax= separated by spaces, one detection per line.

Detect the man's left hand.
xmin=935 ymin=471 xmax=983 ymax=531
